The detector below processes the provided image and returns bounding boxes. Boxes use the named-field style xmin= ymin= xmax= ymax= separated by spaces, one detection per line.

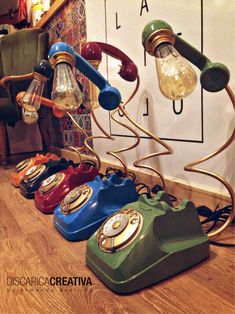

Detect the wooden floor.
xmin=0 ymin=165 xmax=234 ymax=314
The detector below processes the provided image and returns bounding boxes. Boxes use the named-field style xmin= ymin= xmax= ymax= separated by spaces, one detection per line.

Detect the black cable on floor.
xmin=151 ymin=184 xmax=177 ymax=202
xmin=209 ymin=241 xmax=235 ymax=248
xmin=196 ymin=204 xmax=234 ymax=248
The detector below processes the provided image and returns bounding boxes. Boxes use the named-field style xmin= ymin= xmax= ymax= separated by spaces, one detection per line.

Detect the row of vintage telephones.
xmin=10 ymin=152 xmax=209 ymax=294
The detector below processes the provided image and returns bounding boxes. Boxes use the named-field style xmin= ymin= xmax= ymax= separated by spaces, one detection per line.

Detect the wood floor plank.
xmin=0 ymin=196 xmax=22 ymax=239
xmin=0 ymin=166 xmax=234 ymax=314
xmin=0 ymin=236 xmax=73 ymax=314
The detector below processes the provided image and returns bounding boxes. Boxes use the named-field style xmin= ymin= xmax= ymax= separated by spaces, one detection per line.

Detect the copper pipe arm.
xmin=0 ymin=73 xmax=34 ymax=88
xmin=184 ymin=85 xmax=235 ymax=238
xmin=16 ymin=91 xmax=65 ymax=118
xmin=16 ymin=91 xmax=91 ymax=162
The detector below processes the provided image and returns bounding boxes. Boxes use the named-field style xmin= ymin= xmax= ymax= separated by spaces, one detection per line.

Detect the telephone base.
xmin=20 ymin=189 xmax=35 ymax=199
xmin=87 ymin=236 xmax=209 ymax=294
xmin=86 ymin=194 xmax=210 ymax=294
xmin=53 ymin=174 xmax=138 ymax=241
xmin=54 ymin=216 xmax=106 ymax=241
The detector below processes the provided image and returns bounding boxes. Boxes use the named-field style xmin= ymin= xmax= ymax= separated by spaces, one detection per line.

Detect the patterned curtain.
xmin=44 ymin=0 xmax=93 ymax=154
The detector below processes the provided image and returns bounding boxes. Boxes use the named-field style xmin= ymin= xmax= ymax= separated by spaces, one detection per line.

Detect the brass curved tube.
xmin=108 ymin=79 xmax=141 ymax=176
xmin=67 ymin=146 xmax=82 ymax=164
xmin=64 ymin=111 xmax=93 ymax=164
xmin=121 ymin=75 xmax=174 ymax=190
xmin=84 ymin=81 xmax=140 ymax=175
xmin=84 ymin=110 xmax=114 ymax=172
xmin=0 ymin=72 xmax=34 ymax=88
xmin=184 ymin=85 xmax=235 ymax=238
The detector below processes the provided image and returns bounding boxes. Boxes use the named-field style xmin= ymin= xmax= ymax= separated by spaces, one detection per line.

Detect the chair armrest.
xmin=0 ymin=73 xmax=34 ymax=88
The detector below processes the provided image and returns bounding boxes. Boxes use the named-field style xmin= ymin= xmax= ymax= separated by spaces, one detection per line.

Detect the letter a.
xmin=140 ymin=0 xmax=149 ymax=16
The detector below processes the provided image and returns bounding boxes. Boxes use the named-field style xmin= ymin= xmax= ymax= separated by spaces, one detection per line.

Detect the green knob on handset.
xmin=86 ymin=191 xmax=210 ymax=294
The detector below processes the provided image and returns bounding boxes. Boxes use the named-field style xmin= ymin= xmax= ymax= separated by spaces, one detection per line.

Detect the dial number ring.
xmin=15 ymin=159 xmax=32 ymax=173
xmin=98 ymin=208 xmax=143 ymax=252
xmin=60 ymin=185 xmax=92 ymax=215
xmin=24 ymin=164 xmax=46 ymax=182
xmin=39 ymin=172 xmax=65 ymax=194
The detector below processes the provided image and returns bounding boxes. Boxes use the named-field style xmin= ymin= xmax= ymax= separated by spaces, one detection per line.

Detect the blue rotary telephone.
xmin=53 ymin=174 xmax=138 ymax=241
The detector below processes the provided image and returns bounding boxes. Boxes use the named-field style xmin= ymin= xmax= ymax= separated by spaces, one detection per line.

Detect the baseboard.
xmin=50 ymin=146 xmax=231 ymax=209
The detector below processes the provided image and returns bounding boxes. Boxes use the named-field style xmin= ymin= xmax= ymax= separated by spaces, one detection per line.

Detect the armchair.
xmin=0 ymin=28 xmax=49 ymax=164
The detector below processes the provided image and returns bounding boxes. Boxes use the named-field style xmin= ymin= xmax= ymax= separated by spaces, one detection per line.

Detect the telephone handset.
xmin=86 ymin=191 xmax=210 ymax=294
xmin=53 ymin=174 xmax=138 ymax=241
xmin=81 ymin=42 xmax=141 ymax=176
xmin=81 ymin=42 xmax=138 ymax=82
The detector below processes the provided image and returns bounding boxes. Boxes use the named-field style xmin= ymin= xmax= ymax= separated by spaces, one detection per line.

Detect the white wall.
xmin=85 ymin=0 xmax=235 ymax=195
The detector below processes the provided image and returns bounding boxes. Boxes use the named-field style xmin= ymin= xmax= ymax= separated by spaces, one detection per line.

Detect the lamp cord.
xmin=99 ymin=167 xmax=136 ymax=181
xmin=97 ymin=172 xmax=234 ymax=247
xmin=197 ymin=204 xmax=235 ymax=248
xmin=137 ymin=183 xmax=234 ymax=248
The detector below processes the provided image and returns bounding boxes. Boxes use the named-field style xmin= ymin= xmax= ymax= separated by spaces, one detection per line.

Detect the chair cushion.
xmin=0 ymin=28 xmax=49 ymax=126
xmin=0 ymin=28 xmax=45 ymax=76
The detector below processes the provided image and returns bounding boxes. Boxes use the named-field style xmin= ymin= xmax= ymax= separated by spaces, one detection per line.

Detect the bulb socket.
xmin=144 ymin=29 xmax=175 ymax=56
xmin=49 ymin=52 xmax=75 ymax=69
xmin=34 ymin=60 xmax=52 ymax=79
xmin=33 ymin=72 xmax=48 ymax=83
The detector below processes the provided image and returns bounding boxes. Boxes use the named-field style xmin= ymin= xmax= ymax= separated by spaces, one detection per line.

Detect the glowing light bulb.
xmin=51 ymin=63 xmax=83 ymax=111
xmin=84 ymin=81 xmax=100 ymax=110
xmin=155 ymin=44 xmax=197 ymax=100
xmin=22 ymin=78 xmax=44 ymax=112
xmin=21 ymin=78 xmax=44 ymax=124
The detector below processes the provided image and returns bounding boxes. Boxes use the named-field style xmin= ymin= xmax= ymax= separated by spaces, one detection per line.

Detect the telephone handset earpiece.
xmin=81 ymin=42 xmax=138 ymax=82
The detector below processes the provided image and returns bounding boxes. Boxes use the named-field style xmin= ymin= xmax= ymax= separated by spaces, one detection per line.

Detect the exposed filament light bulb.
xmin=22 ymin=77 xmax=44 ymax=124
xmin=51 ymin=63 xmax=83 ymax=111
xmin=84 ymin=81 xmax=100 ymax=110
xmin=155 ymin=44 xmax=197 ymax=100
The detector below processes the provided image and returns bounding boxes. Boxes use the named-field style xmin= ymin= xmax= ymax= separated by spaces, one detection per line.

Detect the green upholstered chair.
xmin=0 ymin=28 xmax=50 ymax=164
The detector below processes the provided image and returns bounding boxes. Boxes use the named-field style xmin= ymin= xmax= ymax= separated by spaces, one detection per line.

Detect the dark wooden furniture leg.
xmin=38 ymin=117 xmax=51 ymax=152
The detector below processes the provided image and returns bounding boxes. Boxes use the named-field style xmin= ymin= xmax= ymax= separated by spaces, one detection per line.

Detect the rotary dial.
xmin=39 ymin=172 xmax=65 ymax=194
xmin=98 ymin=208 xmax=143 ymax=252
xmin=15 ymin=158 xmax=32 ymax=173
xmin=24 ymin=164 xmax=46 ymax=182
xmin=60 ymin=185 xmax=92 ymax=215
